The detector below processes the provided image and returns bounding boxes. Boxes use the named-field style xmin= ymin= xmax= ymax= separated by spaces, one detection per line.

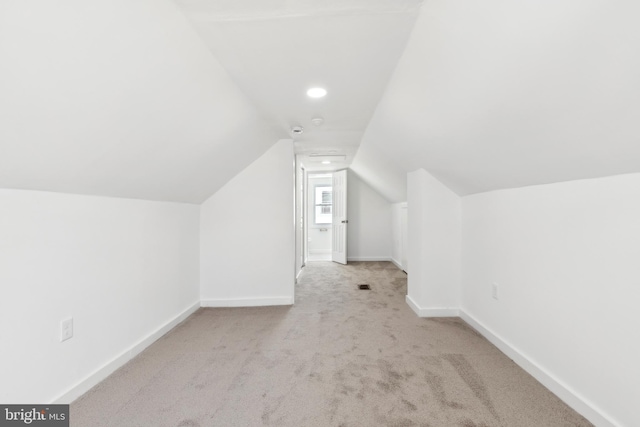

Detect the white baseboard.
xmin=347 ymin=256 xmax=391 ymax=262
xmin=201 ymin=296 xmax=294 ymax=307
xmin=53 ymin=301 xmax=200 ymax=404
xmin=405 ymin=295 xmax=459 ymax=317
xmin=390 ymin=257 xmax=404 ymax=271
xmin=459 ymin=310 xmax=618 ymax=427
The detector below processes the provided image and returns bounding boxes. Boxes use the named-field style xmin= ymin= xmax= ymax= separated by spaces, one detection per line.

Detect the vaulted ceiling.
xmin=0 ymin=0 xmax=282 ymax=203
xmin=174 ymin=0 xmax=423 ymax=172
xmin=355 ymin=0 xmax=640 ymax=200
xmin=2 ymin=0 xmax=639 ymax=203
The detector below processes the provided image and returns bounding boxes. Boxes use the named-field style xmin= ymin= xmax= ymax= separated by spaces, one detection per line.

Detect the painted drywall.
xmin=308 ymin=228 xmax=332 ymax=254
xmin=347 ymin=170 xmax=392 ymax=261
xmin=350 ymin=141 xmax=407 ymax=203
xmin=200 ymin=140 xmax=295 ymax=306
xmin=391 ymin=202 xmax=408 ymax=270
xmin=406 ymin=169 xmax=461 ymax=316
xmin=462 ymin=173 xmax=640 ymax=427
xmin=307 ymin=175 xmax=333 ymax=255
xmin=0 ymin=189 xmax=200 ymax=403
xmin=176 ymin=0 xmax=421 ymax=173
xmin=358 ymin=0 xmax=640 ymax=196
xmin=0 ymin=0 xmax=281 ymax=203
xmin=295 ymin=160 xmax=305 ymax=277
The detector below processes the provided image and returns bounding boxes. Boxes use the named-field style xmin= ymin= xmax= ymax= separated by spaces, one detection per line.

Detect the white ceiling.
xmin=2 ymin=0 xmax=639 ymax=203
xmin=174 ymin=0 xmax=423 ymax=172
xmin=358 ymin=0 xmax=640 ymax=196
xmin=0 ymin=0 xmax=281 ymax=203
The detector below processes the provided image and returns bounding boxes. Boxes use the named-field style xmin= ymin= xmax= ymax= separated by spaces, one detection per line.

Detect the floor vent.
xmin=358 ymin=284 xmax=371 ymax=290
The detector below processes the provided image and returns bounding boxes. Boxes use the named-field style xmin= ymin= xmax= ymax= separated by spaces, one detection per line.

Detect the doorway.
xmin=306 ymin=173 xmax=333 ymax=261
xmin=303 ymin=170 xmax=348 ymax=264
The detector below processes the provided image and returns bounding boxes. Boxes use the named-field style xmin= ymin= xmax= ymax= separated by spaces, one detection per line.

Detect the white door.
xmin=332 ymin=170 xmax=348 ymax=264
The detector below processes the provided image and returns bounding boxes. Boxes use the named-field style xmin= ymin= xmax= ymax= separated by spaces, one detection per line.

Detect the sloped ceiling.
xmin=3 ymin=1 xmax=638 ymax=204
xmin=357 ymin=0 xmax=640 ymax=197
xmin=349 ymin=142 xmax=407 ymax=203
xmin=173 ymin=0 xmax=423 ymax=173
xmin=0 ymin=0 xmax=282 ymax=204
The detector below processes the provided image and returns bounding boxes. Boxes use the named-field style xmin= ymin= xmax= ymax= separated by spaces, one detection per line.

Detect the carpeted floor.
xmin=71 ymin=261 xmax=593 ymax=426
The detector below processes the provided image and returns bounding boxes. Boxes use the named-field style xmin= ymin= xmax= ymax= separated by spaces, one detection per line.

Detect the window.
xmin=314 ymin=186 xmax=332 ymax=224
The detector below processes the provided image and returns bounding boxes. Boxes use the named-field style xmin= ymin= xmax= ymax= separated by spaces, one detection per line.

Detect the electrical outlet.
xmin=492 ymin=283 xmax=499 ymax=300
xmin=60 ymin=317 xmax=73 ymax=342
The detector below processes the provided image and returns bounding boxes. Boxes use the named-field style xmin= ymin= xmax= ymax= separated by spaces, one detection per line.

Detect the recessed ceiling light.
xmin=307 ymin=87 xmax=327 ymax=98
xmin=322 ymin=160 xmax=331 ymax=164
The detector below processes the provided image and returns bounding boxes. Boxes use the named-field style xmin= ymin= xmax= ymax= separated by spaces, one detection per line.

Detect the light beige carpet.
xmin=71 ymin=261 xmax=592 ymax=426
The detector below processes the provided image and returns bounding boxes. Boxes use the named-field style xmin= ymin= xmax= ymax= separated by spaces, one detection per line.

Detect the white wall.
xmin=461 ymin=173 xmax=640 ymax=427
xmin=0 ymin=189 xmax=200 ymax=404
xmin=349 ymin=140 xmax=407 ymax=203
xmin=308 ymin=228 xmax=332 ymax=254
xmin=346 ymin=170 xmax=393 ymax=261
xmin=391 ymin=202 xmax=408 ymax=270
xmin=406 ymin=169 xmax=461 ymax=316
xmin=200 ymin=140 xmax=295 ymax=306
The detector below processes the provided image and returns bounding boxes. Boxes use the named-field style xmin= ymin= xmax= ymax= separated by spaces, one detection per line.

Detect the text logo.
xmin=0 ymin=405 xmax=68 ymax=427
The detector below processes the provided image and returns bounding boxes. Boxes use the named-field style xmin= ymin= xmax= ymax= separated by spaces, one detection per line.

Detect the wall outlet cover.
xmin=61 ymin=317 xmax=73 ymax=342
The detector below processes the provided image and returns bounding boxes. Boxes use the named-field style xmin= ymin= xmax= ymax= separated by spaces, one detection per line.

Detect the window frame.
xmin=313 ymin=185 xmax=333 ymax=225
